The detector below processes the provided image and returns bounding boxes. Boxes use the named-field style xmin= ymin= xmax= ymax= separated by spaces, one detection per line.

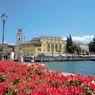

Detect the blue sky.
xmin=0 ymin=0 xmax=95 ymax=44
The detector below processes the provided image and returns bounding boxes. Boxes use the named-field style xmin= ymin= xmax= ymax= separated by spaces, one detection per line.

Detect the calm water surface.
xmin=42 ymin=61 xmax=95 ymax=76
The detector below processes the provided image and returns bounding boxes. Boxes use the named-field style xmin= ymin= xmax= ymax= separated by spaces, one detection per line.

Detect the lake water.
xmin=42 ymin=61 xmax=95 ymax=76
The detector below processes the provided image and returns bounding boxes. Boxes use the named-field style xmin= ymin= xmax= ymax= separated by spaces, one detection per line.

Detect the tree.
xmin=66 ymin=35 xmax=82 ymax=55
xmin=71 ymin=45 xmax=81 ymax=55
xmin=88 ymin=36 xmax=95 ymax=54
xmin=66 ymin=35 xmax=73 ymax=53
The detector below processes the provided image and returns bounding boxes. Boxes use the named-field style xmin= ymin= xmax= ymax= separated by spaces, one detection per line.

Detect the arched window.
xmin=19 ymin=37 xmax=21 ymax=41
xmin=47 ymin=44 xmax=50 ymax=49
xmin=59 ymin=45 xmax=62 ymax=52
xmin=59 ymin=45 xmax=61 ymax=49
xmin=55 ymin=44 xmax=58 ymax=52
xmin=51 ymin=44 xmax=54 ymax=48
xmin=55 ymin=44 xmax=58 ymax=48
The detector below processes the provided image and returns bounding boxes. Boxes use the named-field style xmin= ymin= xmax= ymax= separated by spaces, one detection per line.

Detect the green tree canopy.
xmin=88 ymin=36 xmax=95 ymax=53
xmin=66 ymin=35 xmax=81 ymax=55
xmin=66 ymin=35 xmax=73 ymax=53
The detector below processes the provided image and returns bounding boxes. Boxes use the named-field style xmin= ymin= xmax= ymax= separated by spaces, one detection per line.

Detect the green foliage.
xmin=0 ymin=75 xmax=9 ymax=83
xmin=83 ymin=85 xmax=94 ymax=95
xmin=88 ymin=36 xmax=95 ymax=53
xmin=4 ymin=88 xmax=18 ymax=95
xmin=66 ymin=35 xmax=81 ymax=54
xmin=66 ymin=35 xmax=73 ymax=53
xmin=71 ymin=45 xmax=81 ymax=55
xmin=66 ymin=80 xmax=82 ymax=87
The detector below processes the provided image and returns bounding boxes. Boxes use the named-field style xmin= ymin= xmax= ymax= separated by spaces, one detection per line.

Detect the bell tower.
xmin=16 ymin=29 xmax=23 ymax=45
xmin=15 ymin=28 xmax=23 ymax=60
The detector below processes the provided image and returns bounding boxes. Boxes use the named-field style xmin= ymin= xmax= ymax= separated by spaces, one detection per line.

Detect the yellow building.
xmin=20 ymin=40 xmax=41 ymax=56
xmin=20 ymin=36 xmax=66 ymax=57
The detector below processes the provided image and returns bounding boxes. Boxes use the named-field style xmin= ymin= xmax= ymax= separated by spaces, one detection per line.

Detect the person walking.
xmin=31 ymin=54 xmax=34 ymax=63
xmin=20 ymin=50 xmax=24 ymax=63
xmin=10 ymin=50 xmax=15 ymax=60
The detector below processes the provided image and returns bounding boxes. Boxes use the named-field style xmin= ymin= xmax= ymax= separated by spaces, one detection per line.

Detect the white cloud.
xmin=62 ymin=35 xmax=94 ymax=44
xmin=0 ymin=41 xmax=15 ymax=45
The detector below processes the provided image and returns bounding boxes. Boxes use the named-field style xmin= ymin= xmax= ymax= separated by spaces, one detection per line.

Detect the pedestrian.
xmin=10 ymin=50 xmax=15 ymax=60
xmin=20 ymin=51 xmax=24 ymax=63
xmin=31 ymin=55 xmax=34 ymax=63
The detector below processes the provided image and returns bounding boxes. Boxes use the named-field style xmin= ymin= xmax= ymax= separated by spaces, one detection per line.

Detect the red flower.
xmin=0 ymin=61 xmax=94 ymax=94
xmin=30 ymin=74 xmax=40 ymax=79
xmin=0 ymin=82 xmax=7 ymax=95
xmin=89 ymin=83 xmax=95 ymax=91
xmin=31 ymin=91 xmax=45 ymax=95
xmin=19 ymin=93 xmax=26 ymax=95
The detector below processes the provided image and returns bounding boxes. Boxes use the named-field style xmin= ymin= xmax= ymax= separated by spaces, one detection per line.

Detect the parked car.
xmin=23 ymin=56 xmax=32 ymax=62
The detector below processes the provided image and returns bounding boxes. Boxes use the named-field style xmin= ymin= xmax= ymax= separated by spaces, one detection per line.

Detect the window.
xmin=43 ymin=49 xmax=45 ymax=52
xmin=18 ymin=37 xmax=21 ymax=40
xmin=59 ymin=45 xmax=61 ymax=49
xmin=51 ymin=44 xmax=54 ymax=48
xmin=47 ymin=44 xmax=50 ymax=49
xmin=38 ymin=48 xmax=41 ymax=51
xmin=47 ymin=49 xmax=50 ymax=52
xmin=55 ymin=44 xmax=58 ymax=52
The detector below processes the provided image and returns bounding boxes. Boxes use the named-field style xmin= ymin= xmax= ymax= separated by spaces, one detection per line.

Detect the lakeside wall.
xmin=34 ymin=56 xmax=95 ymax=62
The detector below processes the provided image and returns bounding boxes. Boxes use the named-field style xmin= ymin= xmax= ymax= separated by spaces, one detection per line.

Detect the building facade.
xmin=79 ymin=44 xmax=89 ymax=54
xmin=75 ymin=42 xmax=89 ymax=54
xmin=0 ymin=43 xmax=15 ymax=60
xmin=20 ymin=36 xmax=66 ymax=57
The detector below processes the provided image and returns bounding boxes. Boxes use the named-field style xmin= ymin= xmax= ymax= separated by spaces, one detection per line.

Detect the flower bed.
xmin=0 ymin=61 xmax=95 ymax=95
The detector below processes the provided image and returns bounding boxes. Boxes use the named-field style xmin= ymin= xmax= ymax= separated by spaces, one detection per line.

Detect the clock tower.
xmin=15 ymin=28 xmax=23 ymax=60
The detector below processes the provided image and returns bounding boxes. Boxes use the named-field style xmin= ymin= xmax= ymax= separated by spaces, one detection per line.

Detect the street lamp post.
xmin=1 ymin=13 xmax=7 ymax=60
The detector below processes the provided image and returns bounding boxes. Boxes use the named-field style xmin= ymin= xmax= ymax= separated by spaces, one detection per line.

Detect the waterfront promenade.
xmin=34 ymin=55 xmax=95 ymax=62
